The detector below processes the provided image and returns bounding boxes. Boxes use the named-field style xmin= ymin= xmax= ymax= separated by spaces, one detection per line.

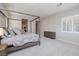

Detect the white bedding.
xmin=1 ymin=32 xmax=39 ymax=46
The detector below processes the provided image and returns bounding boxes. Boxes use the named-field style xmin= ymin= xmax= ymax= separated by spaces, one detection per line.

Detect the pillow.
xmin=7 ymin=28 xmax=15 ymax=36
xmin=12 ymin=28 xmax=22 ymax=35
xmin=6 ymin=35 xmax=13 ymax=38
xmin=1 ymin=35 xmax=7 ymax=39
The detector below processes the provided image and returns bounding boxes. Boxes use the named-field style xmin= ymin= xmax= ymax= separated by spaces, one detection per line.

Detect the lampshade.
xmin=0 ymin=28 xmax=4 ymax=36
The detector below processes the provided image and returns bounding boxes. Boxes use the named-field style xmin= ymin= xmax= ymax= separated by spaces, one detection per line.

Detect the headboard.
xmin=44 ymin=31 xmax=56 ymax=39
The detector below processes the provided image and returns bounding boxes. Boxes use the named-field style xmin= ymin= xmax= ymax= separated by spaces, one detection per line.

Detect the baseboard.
xmin=58 ymin=39 xmax=79 ymax=46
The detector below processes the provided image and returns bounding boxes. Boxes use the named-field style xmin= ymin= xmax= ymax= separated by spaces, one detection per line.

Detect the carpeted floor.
xmin=9 ymin=37 xmax=79 ymax=56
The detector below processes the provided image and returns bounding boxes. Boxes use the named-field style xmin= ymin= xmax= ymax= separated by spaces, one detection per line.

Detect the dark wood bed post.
xmin=7 ymin=18 xmax=9 ymax=29
xmin=38 ymin=18 xmax=41 ymax=46
xmin=30 ymin=17 xmax=40 ymax=46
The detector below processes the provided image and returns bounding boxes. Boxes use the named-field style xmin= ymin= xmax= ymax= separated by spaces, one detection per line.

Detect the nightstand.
xmin=0 ymin=44 xmax=7 ymax=56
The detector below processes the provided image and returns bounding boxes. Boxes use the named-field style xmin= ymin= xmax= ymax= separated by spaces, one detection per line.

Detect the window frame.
xmin=61 ymin=15 xmax=79 ymax=33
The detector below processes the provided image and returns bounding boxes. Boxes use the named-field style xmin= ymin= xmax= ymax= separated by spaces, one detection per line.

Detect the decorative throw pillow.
xmin=12 ymin=28 xmax=22 ymax=35
xmin=1 ymin=35 xmax=7 ymax=39
xmin=6 ymin=35 xmax=13 ymax=38
xmin=7 ymin=28 xmax=15 ymax=36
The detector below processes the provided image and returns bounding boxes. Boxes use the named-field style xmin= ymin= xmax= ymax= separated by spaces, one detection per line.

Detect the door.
xmin=36 ymin=21 xmax=40 ymax=34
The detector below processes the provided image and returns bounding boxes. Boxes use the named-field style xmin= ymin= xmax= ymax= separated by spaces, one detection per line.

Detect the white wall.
xmin=0 ymin=13 xmax=6 ymax=27
xmin=9 ymin=20 xmax=22 ymax=30
xmin=0 ymin=4 xmax=9 ymax=28
xmin=9 ymin=20 xmax=31 ymax=33
xmin=31 ymin=19 xmax=39 ymax=34
xmin=8 ymin=19 xmax=38 ymax=33
xmin=41 ymin=8 xmax=79 ymax=45
xmin=0 ymin=4 xmax=7 ymax=27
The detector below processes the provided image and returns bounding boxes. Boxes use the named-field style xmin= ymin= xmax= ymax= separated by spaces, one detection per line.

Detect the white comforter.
xmin=1 ymin=32 xmax=39 ymax=46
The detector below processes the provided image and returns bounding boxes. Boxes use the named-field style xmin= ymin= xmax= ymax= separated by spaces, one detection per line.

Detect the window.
xmin=62 ymin=15 xmax=79 ymax=33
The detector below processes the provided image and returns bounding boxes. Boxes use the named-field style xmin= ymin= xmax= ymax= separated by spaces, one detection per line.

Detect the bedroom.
xmin=0 ymin=3 xmax=79 ymax=56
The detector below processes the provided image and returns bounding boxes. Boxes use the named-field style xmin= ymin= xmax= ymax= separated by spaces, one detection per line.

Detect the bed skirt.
xmin=6 ymin=41 xmax=40 ymax=55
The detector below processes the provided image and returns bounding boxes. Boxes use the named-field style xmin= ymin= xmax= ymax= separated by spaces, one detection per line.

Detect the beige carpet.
xmin=9 ymin=37 xmax=79 ymax=56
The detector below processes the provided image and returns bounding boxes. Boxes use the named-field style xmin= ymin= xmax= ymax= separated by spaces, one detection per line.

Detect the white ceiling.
xmin=1 ymin=3 xmax=79 ymax=19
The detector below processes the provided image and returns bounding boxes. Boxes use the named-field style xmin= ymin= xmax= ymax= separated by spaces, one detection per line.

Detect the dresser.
xmin=44 ymin=31 xmax=56 ymax=39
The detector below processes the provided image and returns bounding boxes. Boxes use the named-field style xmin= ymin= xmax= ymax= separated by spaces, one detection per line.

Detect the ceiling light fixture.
xmin=57 ymin=3 xmax=62 ymax=7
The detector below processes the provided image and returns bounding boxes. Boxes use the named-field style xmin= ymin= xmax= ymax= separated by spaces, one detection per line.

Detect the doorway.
xmin=36 ymin=21 xmax=40 ymax=34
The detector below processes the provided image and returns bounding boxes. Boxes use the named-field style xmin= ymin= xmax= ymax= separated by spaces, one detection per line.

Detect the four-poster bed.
xmin=0 ymin=9 xmax=40 ymax=55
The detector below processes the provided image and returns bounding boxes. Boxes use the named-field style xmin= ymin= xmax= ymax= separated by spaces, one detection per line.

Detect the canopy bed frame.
xmin=0 ymin=9 xmax=40 ymax=55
